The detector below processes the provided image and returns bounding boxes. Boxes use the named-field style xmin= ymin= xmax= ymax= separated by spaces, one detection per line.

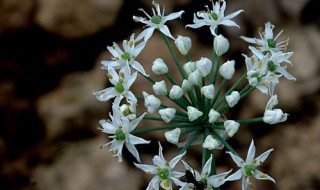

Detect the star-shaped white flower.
xmin=100 ymin=108 xmax=149 ymax=162
xmin=226 ymin=140 xmax=275 ymax=190
xmin=93 ymin=64 xmax=137 ymax=103
xmin=135 ymin=142 xmax=186 ymax=190
xmin=243 ymin=53 xmax=280 ymax=95
xmin=101 ymin=33 xmax=148 ymax=76
xmin=241 ymin=22 xmax=289 ymax=53
xmin=180 ymin=154 xmax=232 ymax=190
xmin=186 ymin=0 xmax=243 ymax=36
xmin=133 ymin=1 xmax=184 ymax=41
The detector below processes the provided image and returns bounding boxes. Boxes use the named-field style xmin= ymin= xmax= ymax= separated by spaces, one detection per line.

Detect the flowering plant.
xmin=94 ymin=0 xmax=295 ymax=189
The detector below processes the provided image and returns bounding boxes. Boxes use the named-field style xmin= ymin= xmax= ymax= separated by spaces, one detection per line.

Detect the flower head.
xmin=135 ymin=142 xmax=186 ymax=190
xmin=186 ymin=0 xmax=243 ymax=36
xmin=226 ymin=140 xmax=275 ymax=190
xmin=133 ymin=1 xmax=184 ymax=41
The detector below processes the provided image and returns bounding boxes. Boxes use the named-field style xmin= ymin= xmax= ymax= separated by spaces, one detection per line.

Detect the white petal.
xmin=253 ymin=170 xmax=275 ymax=183
xmin=93 ymin=88 xmax=118 ymax=101
xmin=128 ymin=134 xmax=150 ymax=145
xmin=246 ymin=140 xmax=256 ymax=162
xmin=159 ymin=25 xmax=174 ymax=39
xmin=226 ymin=151 xmax=244 ymax=167
xmin=169 ymin=151 xmax=186 ymax=168
xmin=163 ymin=11 xmax=184 ymax=22
xmin=131 ymin=61 xmax=148 ymax=76
xmin=126 ymin=143 xmax=141 ymax=162
xmin=129 ymin=113 xmax=146 ymax=131
xmin=255 ymin=148 xmax=273 ymax=165
xmin=134 ymin=163 xmax=157 ymax=173
xmin=226 ymin=169 xmax=243 ymax=181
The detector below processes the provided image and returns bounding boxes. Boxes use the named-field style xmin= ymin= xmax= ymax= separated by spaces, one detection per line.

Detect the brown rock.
xmin=0 ymin=0 xmax=34 ymax=34
xmin=35 ymin=0 xmax=123 ymax=39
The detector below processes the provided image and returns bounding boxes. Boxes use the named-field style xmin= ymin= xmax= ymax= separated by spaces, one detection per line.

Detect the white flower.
xmin=175 ymin=35 xmax=192 ymax=55
xmin=169 ymin=85 xmax=184 ymax=99
xmin=244 ymin=54 xmax=280 ymax=95
xmin=208 ymin=109 xmax=221 ymax=123
xmin=263 ymin=95 xmax=288 ymax=124
xmin=226 ymin=140 xmax=275 ymax=190
xmin=164 ymin=128 xmax=181 ymax=144
xmin=214 ymin=34 xmax=230 ymax=56
xmin=183 ymin=61 xmax=197 ymax=75
xmin=186 ymin=1 xmax=243 ymax=36
xmin=135 ymin=143 xmax=186 ymax=190
xmin=143 ymin=91 xmax=161 ymax=114
xmin=201 ymin=84 xmax=215 ymax=99
xmin=187 ymin=106 xmax=203 ymax=121
xmin=113 ymin=98 xmax=137 ymax=120
xmin=101 ymin=33 xmax=148 ymax=76
xmin=152 ymin=58 xmax=169 ymax=75
xmin=196 ymin=57 xmax=212 ymax=77
xmin=181 ymin=155 xmax=232 ymax=189
xmin=93 ymin=64 xmax=137 ymax=103
xmin=153 ymin=80 xmax=168 ymax=96
xmin=249 ymin=46 xmax=296 ymax=81
xmin=181 ymin=79 xmax=192 ymax=92
xmin=219 ymin=60 xmax=235 ymax=80
xmin=226 ymin=91 xmax=240 ymax=107
xmin=100 ymin=110 xmax=149 ymax=162
xmin=133 ymin=1 xmax=184 ymax=41
xmin=241 ymin=22 xmax=289 ymax=53
xmin=203 ymin=135 xmax=220 ymax=150
xmin=224 ymin=120 xmax=240 ymax=137
xmin=159 ymin=108 xmax=176 ymax=123
xmin=188 ymin=70 xmax=202 ymax=86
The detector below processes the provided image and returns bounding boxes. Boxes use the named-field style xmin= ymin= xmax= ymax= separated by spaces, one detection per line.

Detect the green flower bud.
xmin=121 ymin=52 xmax=131 ymax=61
xmin=211 ymin=13 xmax=218 ymax=20
xmin=244 ymin=164 xmax=256 ymax=176
xmin=267 ymin=61 xmax=276 ymax=72
xmin=157 ymin=168 xmax=170 ymax=180
xmin=267 ymin=39 xmax=276 ymax=48
xmin=115 ymin=83 xmax=125 ymax=93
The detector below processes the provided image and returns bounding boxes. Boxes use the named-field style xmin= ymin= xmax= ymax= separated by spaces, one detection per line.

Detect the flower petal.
xmin=253 ymin=170 xmax=275 ymax=183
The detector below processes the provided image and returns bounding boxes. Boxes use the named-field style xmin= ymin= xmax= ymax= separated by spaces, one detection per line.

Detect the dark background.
xmin=1 ymin=0 xmax=320 ymax=189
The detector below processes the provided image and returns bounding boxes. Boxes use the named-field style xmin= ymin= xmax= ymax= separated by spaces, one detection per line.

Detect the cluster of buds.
xmin=93 ymin=0 xmax=295 ymax=190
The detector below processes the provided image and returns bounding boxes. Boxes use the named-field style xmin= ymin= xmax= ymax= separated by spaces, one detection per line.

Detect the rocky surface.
xmin=1 ymin=0 xmax=320 ymax=190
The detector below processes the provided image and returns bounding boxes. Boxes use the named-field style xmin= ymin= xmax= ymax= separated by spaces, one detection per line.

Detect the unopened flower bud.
xmin=219 ymin=60 xmax=235 ymax=80
xmin=164 ymin=128 xmax=181 ymax=145
xmin=203 ymin=135 xmax=220 ymax=150
xmin=196 ymin=57 xmax=212 ymax=77
xmin=214 ymin=34 xmax=230 ymax=56
xmin=208 ymin=109 xmax=221 ymax=123
xmin=169 ymin=85 xmax=184 ymax=99
xmin=153 ymin=80 xmax=167 ymax=96
xmin=159 ymin=108 xmax=176 ymax=123
xmin=181 ymin=79 xmax=192 ymax=92
xmin=143 ymin=91 xmax=161 ymax=113
xmin=152 ymin=58 xmax=168 ymax=75
xmin=187 ymin=106 xmax=203 ymax=121
xmin=201 ymin=84 xmax=215 ymax=99
xmin=224 ymin=120 xmax=240 ymax=137
xmin=263 ymin=109 xmax=288 ymax=124
xmin=188 ymin=70 xmax=202 ymax=86
xmin=175 ymin=35 xmax=192 ymax=55
xmin=183 ymin=61 xmax=196 ymax=75
xmin=226 ymin=91 xmax=240 ymax=107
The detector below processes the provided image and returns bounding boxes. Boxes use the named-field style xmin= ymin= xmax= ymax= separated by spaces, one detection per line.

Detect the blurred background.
xmin=1 ymin=0 xmax=320 ymax=189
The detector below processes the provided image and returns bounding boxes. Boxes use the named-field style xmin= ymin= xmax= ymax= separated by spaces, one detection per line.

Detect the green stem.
xmin=212 ymin=56 xmax=221 ymax=85
xmin=165 ymin=73 xmax=176 ymax=85
xmin=178 ymin=129 xmax=201 ymax=155
xmin=206 ymin=79 xmax=226 ymax=115
xmin=181 ymin=127 xmax=198 ymax=136
xmin=132 ymin=123 xmax=194 ymax=135
xmin=142 ymin=115 xmax=189 ymax=123
xmin=212 ymin=131 xmax=239 ymax=156
xmin=213 ymin=73 xmax=247 ymax=110
xmin=161 ymin=33 xmax=186 ymax=79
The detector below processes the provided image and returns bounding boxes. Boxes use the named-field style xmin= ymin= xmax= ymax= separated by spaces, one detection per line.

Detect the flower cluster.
xmin=93 ymin=0 xmax=295 ymax=190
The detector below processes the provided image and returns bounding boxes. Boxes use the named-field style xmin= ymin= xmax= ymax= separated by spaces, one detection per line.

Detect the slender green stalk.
xmin=208 ymin=124 xmax=225 ymax=130
xmin=213 ymin=73 xmax=247 ymax=110
xmin=161 ymin=32 xmax=186 ymax=79
xmin=165 ymin=73 xmax=177 ymax=85
xmin=142 ymin=115 xmax=189 ymax=123
xmin=212 ymin=56 xmax=221 ymax=85
xmin=195 ymin=86 xmax=203 ymax=110
xmin=209 ymin=38 xmax=217 ymax=84
xmin=202 ymin=128 xmax=210 ymax=167
xmin=212 ymin=131 xmax=239 ymax=156
xmin=181 ymin=127 xmax=198 ymax=136
xmin=215 ymin=117 xmax=263 ymax=125
xmin=178 ymin=129 xmax=201 ymax=155
xmin=132 ymin=123 xmax=194 ymax=135
xmin=206 ymin=79 xmax=226 ymax=115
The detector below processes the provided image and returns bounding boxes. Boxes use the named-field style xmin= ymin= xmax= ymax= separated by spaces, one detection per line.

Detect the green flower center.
xmin=267 ymin=61 xmax=277 ymax=72
xmin=244 ymin=164 xmax=256 ymax=176
xmin=157 ymin=168 xmax=170 ymax=180
xmin=115 ymin=83 xmax=125 ymax=93
xmin=252 ymin=73 xmax=261 ymax=82
xmin=115 ymin=129 xmax=126 ymax=141
xmin=211 ymin=13 xmax=218 ymax=20
xmin=267 ymin=39 xmax=276 ymax=48
xmin=151 ymin=16 xmax=162 ymax=24
xmin=123 ymin=107 xmax=131 ymax=116
xmin=121 ymin=52 xmax=131 ymax=61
